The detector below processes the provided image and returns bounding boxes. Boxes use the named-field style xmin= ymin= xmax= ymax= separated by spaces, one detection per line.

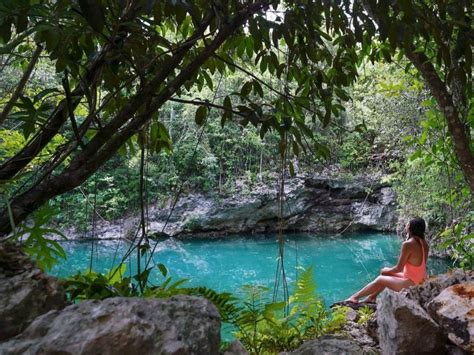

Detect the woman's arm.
xmin=381 ymin=242 xmax=411 ymax=275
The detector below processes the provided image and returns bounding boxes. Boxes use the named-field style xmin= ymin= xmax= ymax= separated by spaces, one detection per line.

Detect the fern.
xmin=290 ymin=266 xmax=317 ymax=305
xmin=232 ymin=266 xmax=337 ymax=354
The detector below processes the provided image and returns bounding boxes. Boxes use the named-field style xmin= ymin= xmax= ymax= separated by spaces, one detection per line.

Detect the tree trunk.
xmin=406 ymin=50 xmax=474 ymax=193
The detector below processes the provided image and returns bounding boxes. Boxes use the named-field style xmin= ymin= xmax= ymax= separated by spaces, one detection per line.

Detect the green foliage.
xmin=436 ymin=213 xmax=474 ymax=270
xmin=232 ymin=267 xmax=346 ymax=354
xmin=11 ymin=203 xmax=67 ymax=270
xmin=391 ymin=97 xmax=472 ymax=248
xmin=63 ymin=263 xmax=240 ymax=323
xmin=325 ymin=306 xmax=351 ymax=333
xmin=357 ymin=306 xmax=374 ymax=326
xmin=339 ymin=132 xmax=373 ymax=170
xmin=64 ymin=264 xmax=136 ymax=300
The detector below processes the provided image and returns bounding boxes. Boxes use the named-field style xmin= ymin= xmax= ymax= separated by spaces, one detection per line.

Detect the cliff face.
xmin=156 ymin=176 xmax=397 ymax=237
xmin=85 ymin=175 xmax=397 ymax=239
xmin=70 ymin=175 xmax=398 ymax=239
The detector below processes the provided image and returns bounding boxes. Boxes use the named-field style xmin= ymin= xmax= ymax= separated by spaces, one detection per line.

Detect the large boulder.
xmin=377 ymin=289 xmax=446 ymax=355
xmin=0 ymin=243 xmax=67 ymax=340
xmin=427 ymin=282 xmax=474 ymax=353
xmin=287 ymin=335 xmax=364 ymax=354
xmin=406 ymin=269 xmax=474 ymax=308
xmin=0 ymin=295 xmax=221 ymax=355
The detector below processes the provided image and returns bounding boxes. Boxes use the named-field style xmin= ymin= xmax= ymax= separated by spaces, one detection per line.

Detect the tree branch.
xmin=169 ymin=97 xmax=246 ymax=118
xmin=0 ymin=45 xmax=43 ymax=126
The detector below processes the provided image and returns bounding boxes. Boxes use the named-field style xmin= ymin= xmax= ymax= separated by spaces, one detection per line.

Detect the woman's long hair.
xmin=409 ymin=217 xmax=426 ymax=239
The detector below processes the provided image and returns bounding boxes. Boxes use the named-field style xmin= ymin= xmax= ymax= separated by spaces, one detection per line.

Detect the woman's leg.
xmin=366 ymin=272 xmax=406 ymax=301
xmin=346 ymin=275 xmax=414 ymax=302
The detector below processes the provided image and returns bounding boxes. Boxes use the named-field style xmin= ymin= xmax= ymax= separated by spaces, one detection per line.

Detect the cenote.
xmin=51 ymin=232 xmax=450 ymax=306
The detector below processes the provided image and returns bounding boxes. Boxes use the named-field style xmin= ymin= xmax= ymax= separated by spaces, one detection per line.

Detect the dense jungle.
xmin=0 ymin=1 xmax=472 ymax=354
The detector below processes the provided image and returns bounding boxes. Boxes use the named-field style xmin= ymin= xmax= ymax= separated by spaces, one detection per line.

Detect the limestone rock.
xmin=342 ymin=320 xmax=379 ymax=354
xmin=0 ymin=243 xmax=67 ymax=340
xmin=377 ymin=289 xmax=446 ymax=355
xmin=288 ymin=335 xmax=364 ymax=354
xmin=66 ymin=175 xmax=398 ymax=239
xmin=366 ymin=313 xmax=378 ymax=344
xmin=407 ymin=269 xmax=474 ymax=308
xmin=427 ymin=282 xmax=474 ymax=353
xmin=0 ymin=295 xmax=221 ymax=355
xmin=222 ymin=340 xmax=249 ymax=355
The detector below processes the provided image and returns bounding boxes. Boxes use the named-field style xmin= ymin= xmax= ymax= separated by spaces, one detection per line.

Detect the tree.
xmin=357 ymin=0 xmax=473 ymax=191
xmin=0 ymin=0 xmax=358 ymax=236
xmin=0 ymin=0 xmax=472 ymax=237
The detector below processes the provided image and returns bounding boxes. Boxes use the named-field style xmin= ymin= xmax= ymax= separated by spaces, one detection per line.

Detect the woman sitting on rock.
xmin=345 ymin=217 xmax=428 ymax=304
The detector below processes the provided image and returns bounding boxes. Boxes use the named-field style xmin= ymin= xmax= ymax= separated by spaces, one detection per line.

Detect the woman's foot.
xmin=363 ymin=296 xmax=376 ymax=304
xmin=344 ymin=296 xmax=359 ymax=303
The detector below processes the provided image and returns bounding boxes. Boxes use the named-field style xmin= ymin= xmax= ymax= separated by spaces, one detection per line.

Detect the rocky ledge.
xmin=378 ymin=268 xmax=474 ymax=354
xmin=73 ymin=175 xmax=398 ymax=239
xmin=288 ymin=268 xmax=474 ymax=355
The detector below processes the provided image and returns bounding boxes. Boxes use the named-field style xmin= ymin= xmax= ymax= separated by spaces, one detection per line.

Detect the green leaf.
xmin=240 ymin=81 xmax=253 ymax=97
xmin=253 ymin=80 xmax=264 ymax=98
xmin=157 ymin=263 xmax=168 ymax=277
xmin=409 ymin=150 xmax=422 ymax=161
xmin=314 ymin=141 xmax=330 ymax=160
xmin=195 ymin=105 xmax=208 ymax=126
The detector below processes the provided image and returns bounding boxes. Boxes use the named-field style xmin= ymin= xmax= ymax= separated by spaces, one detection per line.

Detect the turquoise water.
xmin=50 ymin=233 xmax=450 ymax=306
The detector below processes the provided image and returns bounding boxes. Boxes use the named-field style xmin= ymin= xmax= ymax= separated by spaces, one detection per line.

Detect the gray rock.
xmin=377 ymin=289 xmax=446 ymax=355
xmin=0 ymin=295 xmax=221 ymax=355
xmin=342 ymin=320 xmax=379 ymax=354
xmin=222 ymin=340 xmax=248 ymax=355
xmin=67 ymin=175 xmax=398 ymax=239
xmin=288 ymin=335 xmax=364 ymax=354
xmin=0 ymin=243 xmax=67 ymax=341
xmin=407 ymin=269 xmax=474 ymax=308
xmin=427 ymin=282 xmax=474 ymax=353
xmin=366 ymin=313 xmax=378 ymax=344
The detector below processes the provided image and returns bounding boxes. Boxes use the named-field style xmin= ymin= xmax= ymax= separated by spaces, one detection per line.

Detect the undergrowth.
xmin=62 ymin=264 xmax=348 ymax=354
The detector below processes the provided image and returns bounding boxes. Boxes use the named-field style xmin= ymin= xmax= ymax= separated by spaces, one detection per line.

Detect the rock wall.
xmin=78 ymin=175 xmax=398 ymax=239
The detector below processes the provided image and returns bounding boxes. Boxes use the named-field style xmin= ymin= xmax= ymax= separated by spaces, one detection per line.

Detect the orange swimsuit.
xmin=402 ymin=240 xmax=427 ymax=285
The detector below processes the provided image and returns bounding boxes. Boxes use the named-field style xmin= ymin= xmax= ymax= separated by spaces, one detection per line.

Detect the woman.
xmin=346 ymin=217 xmax=428 ymax=303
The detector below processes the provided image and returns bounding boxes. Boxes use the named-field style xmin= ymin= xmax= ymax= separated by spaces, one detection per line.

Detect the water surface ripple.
xmin=51 ymin=233 xmax=450 ymax=305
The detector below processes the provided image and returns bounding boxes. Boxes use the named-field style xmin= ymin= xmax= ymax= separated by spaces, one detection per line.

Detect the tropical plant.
xmin=232 ymin=267 xmax=347 ymax=354
xmin=435 ymin=212 xmax=474 ymax=270
xmin=8 ymin=203 xmax=67 ymax=270
xmin=63 ymin=262 xmax=241 ymax=322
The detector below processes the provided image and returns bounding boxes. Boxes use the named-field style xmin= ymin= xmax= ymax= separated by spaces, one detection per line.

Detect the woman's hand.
xmin=380 ymin=267 xmax=392 ymax=275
